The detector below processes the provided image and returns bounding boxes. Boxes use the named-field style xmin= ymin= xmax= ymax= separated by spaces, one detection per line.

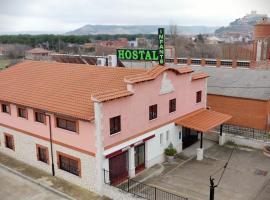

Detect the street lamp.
xmin=44 ymin=113 xmax=55 ymax=176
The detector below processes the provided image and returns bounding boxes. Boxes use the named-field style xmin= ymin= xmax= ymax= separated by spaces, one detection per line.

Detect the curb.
xmin=0 ymin=163 xmax=77 ymax=200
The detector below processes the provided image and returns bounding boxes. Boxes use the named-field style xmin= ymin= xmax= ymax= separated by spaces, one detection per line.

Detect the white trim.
xmin=103 ymin=131 xmax=155 ymax=156
xmin=94 ymin=102 xmax=104 ymax=194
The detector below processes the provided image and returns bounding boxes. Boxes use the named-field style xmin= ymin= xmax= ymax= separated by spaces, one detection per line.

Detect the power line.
xmin=209 ymin=145 xmax=236 ymax=200
xmin=216 ymin=146 xmax=235 ymax=186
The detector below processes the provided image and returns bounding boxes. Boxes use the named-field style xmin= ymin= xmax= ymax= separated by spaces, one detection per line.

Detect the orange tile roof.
xmin=175 ymin=108 xmax=231 ymax=132
xmin=91 ymin=89 xmax=133 ymax=102
xmin=27 ymin=48 xmax=50 ymax=54
xmin=192 ymin=72 xmax=209 ymax=81
xmin=0 ymin=61 xmax=144 ymax=121
xmin=124 ymin=65 xmax=193 ymax=84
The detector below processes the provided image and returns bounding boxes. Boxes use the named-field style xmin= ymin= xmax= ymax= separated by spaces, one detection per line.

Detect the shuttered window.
xmin=149 ymin=104 xmax=158 ymax=120
xmin=56 ymin=117 xmax=77 ymax=132
xmin=110 ymin=116 xmax=121 ymax=135
xmin=5 ymin=134 xmax=14 ymax=150
xmin=58 ymin=154 xmax=80 ymax=176
xmin=169 ymin=99 xmax=176 ymax=113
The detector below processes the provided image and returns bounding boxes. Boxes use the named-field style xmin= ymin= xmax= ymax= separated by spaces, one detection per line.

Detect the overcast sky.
xmin=0 ymin=0 xmax=269 ymax=34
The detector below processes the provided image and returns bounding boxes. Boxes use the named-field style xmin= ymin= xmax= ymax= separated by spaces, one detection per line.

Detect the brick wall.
xmin=207 ymin=94 xmax=269 ymax=130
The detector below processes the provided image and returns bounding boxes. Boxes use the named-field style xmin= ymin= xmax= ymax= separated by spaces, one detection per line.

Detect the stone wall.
xmin=0 ymin=125 xmax=99 ymax=193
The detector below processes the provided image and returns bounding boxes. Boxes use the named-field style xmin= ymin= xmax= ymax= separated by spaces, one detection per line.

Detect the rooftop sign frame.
xmin=116 ymin=28 xmax=165 ymax=65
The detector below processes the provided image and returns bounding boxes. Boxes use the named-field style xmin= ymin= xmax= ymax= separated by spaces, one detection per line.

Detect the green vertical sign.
xmin=158 ymin=28 xmax=165 ymax=65
xmin=116 ymin=28 xmax=165 ymax=65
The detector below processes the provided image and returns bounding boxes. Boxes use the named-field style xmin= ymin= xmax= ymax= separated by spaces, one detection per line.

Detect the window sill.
xmin=1 ymin=112 xmax=11 ymax=115
xmin=37 ymin=160 xmax=49 ymax=165
xmin=34 ymin=121 xmax=46 ymax=125
xmin=56 ymin=127 xmax=79 ymax=134
xmin=169 ymin=111 xmax=176 ymax=115
xmin=59 ymin=169 xmax=81 ymax=178
xmin=18 ymin=116 xmax=28 ymax=120
xmin=5 ymin=147 xmax=15 ymax=151
xmin=149 ymin=118 xmax=158 ymax=122
xmin=110 ymin=131 xmax=121 ymax=137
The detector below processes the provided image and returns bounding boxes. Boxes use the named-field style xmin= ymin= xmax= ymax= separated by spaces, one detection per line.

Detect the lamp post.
xmin=209 ymin=177 xmax=217 ymax=200
xmin=45 ymin=113 xmax=55 ymax=176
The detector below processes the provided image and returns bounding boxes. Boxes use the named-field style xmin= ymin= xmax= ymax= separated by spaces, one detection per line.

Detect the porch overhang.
xmin=175 ymin=108 xmax=232 ymax=133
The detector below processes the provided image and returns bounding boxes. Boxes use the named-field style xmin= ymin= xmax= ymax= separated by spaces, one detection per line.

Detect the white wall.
xmin=145 ymin=123 xmax=182 ymax=168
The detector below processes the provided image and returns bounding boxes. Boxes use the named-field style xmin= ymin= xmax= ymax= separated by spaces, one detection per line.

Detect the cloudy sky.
xmin=0 ymin=0 xmax=269 ymax=34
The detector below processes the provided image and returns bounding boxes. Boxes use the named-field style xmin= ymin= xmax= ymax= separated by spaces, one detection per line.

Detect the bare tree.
xmin=169 ymin=24 xmax=178 ymax=47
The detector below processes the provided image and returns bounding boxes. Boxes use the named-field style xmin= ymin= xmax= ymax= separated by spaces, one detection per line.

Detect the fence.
xmin=104 ymin=169 xmax=188 ymax=200
xmin=165 ymin=57 xmax=251 ymax=68
xmin=220 ymin=124 xmax=270 ymax=142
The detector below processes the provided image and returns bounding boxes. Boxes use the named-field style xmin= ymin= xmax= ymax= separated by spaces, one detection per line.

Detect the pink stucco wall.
xmin=0 ymin=105 xmax=96 ymax=154
xmin=102 ymin=71 xmax=207 ymax=148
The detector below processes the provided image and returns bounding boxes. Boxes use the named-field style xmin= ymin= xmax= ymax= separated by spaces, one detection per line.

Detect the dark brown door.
xmin=135 ymin=143 xmax=145 ymax=173
xmin=182 ymin=127 xmax=198 ymax=149
xmin=109 ymin=151 xmax=129 ymax=185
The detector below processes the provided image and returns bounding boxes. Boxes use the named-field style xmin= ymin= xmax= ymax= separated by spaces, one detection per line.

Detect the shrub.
xmin=165 ymin=143 xmax=177 ymax=156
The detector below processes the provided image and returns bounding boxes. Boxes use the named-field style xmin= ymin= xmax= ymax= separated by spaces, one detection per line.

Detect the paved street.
xmin=0 ymin=167 xmax=67 ymax=200
xmin=142 ymin=143 xmax=270 ymax=200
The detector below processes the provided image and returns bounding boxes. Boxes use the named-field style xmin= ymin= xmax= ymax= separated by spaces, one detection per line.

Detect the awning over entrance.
xmin=175 ymin=109 xmax=232 ymax=133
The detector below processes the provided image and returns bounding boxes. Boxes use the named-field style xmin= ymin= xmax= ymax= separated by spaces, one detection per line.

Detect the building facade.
xmin=0 ymin=61 xmax=229 ymax=195
xmin=253 ymin=18 xmax=270 ymax=62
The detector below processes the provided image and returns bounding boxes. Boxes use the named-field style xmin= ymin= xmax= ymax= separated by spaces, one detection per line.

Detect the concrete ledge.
xmin=0 ymin=163 xmax=77 ymax=200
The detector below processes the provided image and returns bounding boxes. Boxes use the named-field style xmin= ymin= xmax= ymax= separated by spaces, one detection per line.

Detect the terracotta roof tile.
xmin=192 ymin=72 xmax=209 ymax=81
xmin=0 ymin=61 xmax=144 ymax=120
xmin=91 ymin=89 xmax=133 ymax=102
xmin=175 ymin=108 xmax=231 ymax=132
xmin=124 ymin=65 xmax=193 ymax=84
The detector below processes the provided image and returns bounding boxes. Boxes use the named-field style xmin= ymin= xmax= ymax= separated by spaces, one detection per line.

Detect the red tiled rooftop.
xmin=0 ymin=61 xmax=200 ymax=121
xmin=175 ymin=108 xmax=232 ymax=132
xmin=124 ymin=65 xmax=193 ymax=84
xmin=0 ymin=61 xmax=144 ymax=120
xmin=192 ymin=72 xmax=209 ymax=81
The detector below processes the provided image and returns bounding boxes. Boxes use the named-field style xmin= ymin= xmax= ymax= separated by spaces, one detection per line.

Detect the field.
xmin=0 ymin=59 xmax=10 ymax=70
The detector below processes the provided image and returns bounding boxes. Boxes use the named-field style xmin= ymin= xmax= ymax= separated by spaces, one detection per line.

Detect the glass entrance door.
xmin=135 ymin=143 xmax=145 ymax=173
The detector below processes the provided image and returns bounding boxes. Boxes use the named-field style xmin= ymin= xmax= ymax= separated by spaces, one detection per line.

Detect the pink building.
xmin=0 ymin=60 xmax=230 ymax=196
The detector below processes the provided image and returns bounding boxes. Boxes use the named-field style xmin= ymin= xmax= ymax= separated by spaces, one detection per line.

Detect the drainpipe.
xmin=45 ymin=114 xmax=55 ymax=176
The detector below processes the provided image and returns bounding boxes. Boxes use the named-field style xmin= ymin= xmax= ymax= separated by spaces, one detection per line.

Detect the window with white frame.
xmin=166 ymin=130 xmax=170 ymax=142
xmin=160 ymin=133 xmax=164 ymax=145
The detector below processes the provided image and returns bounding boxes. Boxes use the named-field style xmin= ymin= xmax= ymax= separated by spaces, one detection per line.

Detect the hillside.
xmin=215 ymin=11 xmax=269 ymax=35
xmin=66 ymin=25 xmax=219 ymax=35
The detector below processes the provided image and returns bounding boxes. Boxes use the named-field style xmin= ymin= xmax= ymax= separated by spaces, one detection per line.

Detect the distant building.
xmin=206 ymin=36 xmax=222 ymax=44
xmin=192 ymin=66 xmax=270 ymax=133
xmin=0 ymin=46 xmax=9 ymax=57
xmin=98 ymin=38 xmax=128 ymax=47
xmin=0 ymin=47 xmax=4 ymax=56
xmin=165 ymin=45 xmax=175 ymax=58
xmin=128 ymin=40 xmax=138 ymax=48
xmin=253 ymin=17 xmax=270 ymax=62
xmin=51 ymin=53 xmax=123 ymax=67
xmin=25 ymin=48 xmax=51 ymax=61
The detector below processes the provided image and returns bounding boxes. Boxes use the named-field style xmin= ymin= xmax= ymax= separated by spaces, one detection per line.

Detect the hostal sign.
xmin=116 ymin=28 xmax=165 ymax=65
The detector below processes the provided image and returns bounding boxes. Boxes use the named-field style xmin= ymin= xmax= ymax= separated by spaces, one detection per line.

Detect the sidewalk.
xmin=0 ymin=152 xmax=110 ymax=200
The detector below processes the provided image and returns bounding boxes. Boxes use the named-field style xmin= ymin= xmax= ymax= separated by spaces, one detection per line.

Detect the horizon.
xmin=0 ymin=0 xmax=269 ymax=34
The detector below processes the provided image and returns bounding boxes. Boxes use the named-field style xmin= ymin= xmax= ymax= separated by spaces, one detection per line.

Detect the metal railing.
xmin=219 ymin=124 xmax=270 ymax=142
xmin=104 ymin=169 xmax=188 ymax=200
